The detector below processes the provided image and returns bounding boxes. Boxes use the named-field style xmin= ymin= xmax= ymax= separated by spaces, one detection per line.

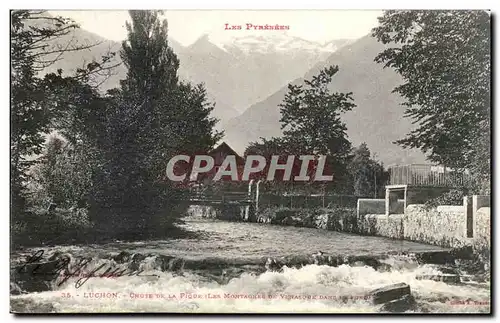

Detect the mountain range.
xmin=222 ymin=34 xmax=427 ymax=165
xmin=41 ymin=21 xmax=427 ymax=165
xmin=43 ymin=25 xmax=349 ymax=124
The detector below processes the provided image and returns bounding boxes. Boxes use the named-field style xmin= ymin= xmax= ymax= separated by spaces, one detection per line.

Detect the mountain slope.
xmin=222 ymin=34 xmax=428 ymax=166
xmin=42 ymin=24 xmax=349 ymax=124
xmin=178 ymin=34 xmax=351 ymax=115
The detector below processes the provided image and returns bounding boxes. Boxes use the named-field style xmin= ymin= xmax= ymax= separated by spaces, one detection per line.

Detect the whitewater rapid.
xmin=10 ymin=217 xmax=491 ymax=313
xmin=11 ymin=261 xmax=490 ymax=313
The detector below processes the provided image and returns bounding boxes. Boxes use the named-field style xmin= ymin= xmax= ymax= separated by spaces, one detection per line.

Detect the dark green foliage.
xmin=245 ymin=137 xmax=288 ymax=158
xmin=280 ymin=67 xmax=356 ymax=193
xmin=30 ymin=136 xmax=95 ymax=210
xmin=372 ymin=10 xmax=491 ymax=192
xmin=87 ymin=10 xmax=222 ymax=236
xmin=348 ymin=143 xmax=389 ymax=198
xmin=11 ymin=10 xmax=224 ymax=245
xmin=11 ymin=207 xmax=93 ymax=247
xmin=423 ymin=189 xmax=467 ymax=210
xmin=279 ymin=65 xmax=355 ymax=157
xmin=321 ymin=206 xmax=358 ymax=233
xmin=11 ymin=10 xmax=118 ymax=237
xmin=10 ymin=11 xmax=64 ymax=219
xmin=121 ymin=10 xmax=179 ymax=100
xmin=246 ymin=66 xmax=358 ymax=194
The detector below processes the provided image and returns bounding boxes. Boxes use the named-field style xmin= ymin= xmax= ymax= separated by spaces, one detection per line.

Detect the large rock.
xmin=415 ymin=251 xmax=455 ymax=265
xmin=369 ymin=282 xmax=411 ymax=305
xmin=379 ymin=294 xmax=417 ymax=313
xmin=10 ymin=298 xmax=57 ymax=313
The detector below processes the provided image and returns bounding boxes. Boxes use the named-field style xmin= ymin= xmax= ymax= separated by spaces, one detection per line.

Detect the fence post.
xmin=464 ymin=196 xmax=473 ymax=238
xmin=255 ymin=180 xmax=261 ymax=214
xmin=248 ymin=179 xmax=254 ymax=197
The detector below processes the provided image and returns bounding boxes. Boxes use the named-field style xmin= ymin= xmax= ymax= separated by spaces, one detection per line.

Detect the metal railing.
xmin=187 ymin=191 xmax=252 ymax=203
xmin=388 ymin=164 xmax=472 ymax=187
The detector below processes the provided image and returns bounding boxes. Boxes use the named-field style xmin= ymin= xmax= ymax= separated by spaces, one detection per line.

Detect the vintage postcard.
xmin=10 ymin=9 xmax=491 ymax=314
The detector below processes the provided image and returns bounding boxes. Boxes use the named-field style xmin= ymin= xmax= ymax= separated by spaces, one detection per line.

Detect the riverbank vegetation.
xmin=372 ymin=10 xmax=491 ymax=198
xmin=11 ymin=10 xmax=490 ymax=248
xmin=11 ymin=10 xmax=221 ymax=247
xmin=256 ymin=205 xmax=358 ymax=232
xmin=244 ymin=70 xmax=388 ymax=197
xmin=244 ymin=10 xmax=490 ymax=206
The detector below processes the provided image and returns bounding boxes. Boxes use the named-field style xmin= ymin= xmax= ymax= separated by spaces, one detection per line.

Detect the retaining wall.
xmin=402 ymin=204 xmax=469 ymax=248
xmin=474 ymin=207 xmax=490 ymax=253
xmin=363 ymin=214 xmax=403 ymax=239
xmin=360 ymin=195 xmax=490 ymax=250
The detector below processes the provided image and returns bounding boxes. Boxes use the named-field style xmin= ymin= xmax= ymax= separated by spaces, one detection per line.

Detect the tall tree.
xmin=348 ymin=143 xmax=388 ymax=197
xmin=278 ymin=66 xmax=356 ymax=193
xmin=11 ymin=10 xmax=89 ymax=217
xmin=372 ymin=10 xmax=490 ymax=191
xmin=91 ymin=10 xmax=222 ymax=235
xmin=279 ymin=66 xmax=356 ymax=157
xmin=120 ymin=10 xmax=221 ymax=163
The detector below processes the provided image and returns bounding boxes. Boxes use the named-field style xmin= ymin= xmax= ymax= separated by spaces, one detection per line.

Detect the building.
xmin=203 ymin=141 xmax=246 ymax=181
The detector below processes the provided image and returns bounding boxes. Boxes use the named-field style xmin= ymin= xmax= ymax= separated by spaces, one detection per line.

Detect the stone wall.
xmin=473 ymin=206 xmax=490 ymax=258
xmin=187 ymin=205 xmax=246 ymax=221
xmin=187 ymin=206 xmax=218 ymax=218
xmin=403 ymin=204 xmax=470 ymax=248
xmin=359 ymin=195 xmax=490 ymax=251
xmin=356 ymin=188 xmax=491 ymax=250
xmin=188 ymin=193 xmax=490 ymax=254
xmin=362 ymin=214 xmax=403 ymax=239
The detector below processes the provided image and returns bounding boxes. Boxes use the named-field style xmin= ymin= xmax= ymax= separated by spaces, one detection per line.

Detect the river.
xmin=10 ymin=216 xmax=491 ymax=313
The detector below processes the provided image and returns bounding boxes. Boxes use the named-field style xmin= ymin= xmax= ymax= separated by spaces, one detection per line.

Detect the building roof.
xmin=209 ymin=141 xmax=245 ymax=165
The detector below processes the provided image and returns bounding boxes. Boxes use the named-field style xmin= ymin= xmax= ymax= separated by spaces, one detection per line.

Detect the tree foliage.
xmin=372 ymin=10 xmax=490 ymax=183
xmin=11 ymin=10 xmax=120 ymax=221
xmin=11 ymin=10 xmax=88 ymax=218
xmin=348 ymin=143 xmax=388 ymax=198
xmin=279 ymin=66 xmax=356 ymax=193
xmin=245 ymin=67 xmax=358 ymax=194
xmin=11 ymin=10 xmax=224 ymax=243
xmin=89 ymin=10 xmax=223 ymax=234
xmin=279 ymin=66 xmax=356 ymax=158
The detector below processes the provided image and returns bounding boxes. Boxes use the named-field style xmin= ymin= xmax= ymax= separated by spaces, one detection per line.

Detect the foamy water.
xmin=10 ymin=217 xmax=491 ymax=313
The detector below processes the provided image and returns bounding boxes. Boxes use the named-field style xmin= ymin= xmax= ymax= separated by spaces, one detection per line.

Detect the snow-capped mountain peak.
xmin=193 ymin=33 xmax=352 ymax=56
xmin=217 ymin=34 xmax=353 ymax=55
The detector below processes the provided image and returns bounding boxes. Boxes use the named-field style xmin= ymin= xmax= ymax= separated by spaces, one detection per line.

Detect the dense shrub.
xmin=423 ymin=189 xmax=466 ymax=210
xmin=11 ymin=207 xmax=93 ymax=247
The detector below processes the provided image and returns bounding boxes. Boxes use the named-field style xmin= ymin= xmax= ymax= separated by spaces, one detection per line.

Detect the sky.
xmin=49 ymin=10 xmax=382 ymax=46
